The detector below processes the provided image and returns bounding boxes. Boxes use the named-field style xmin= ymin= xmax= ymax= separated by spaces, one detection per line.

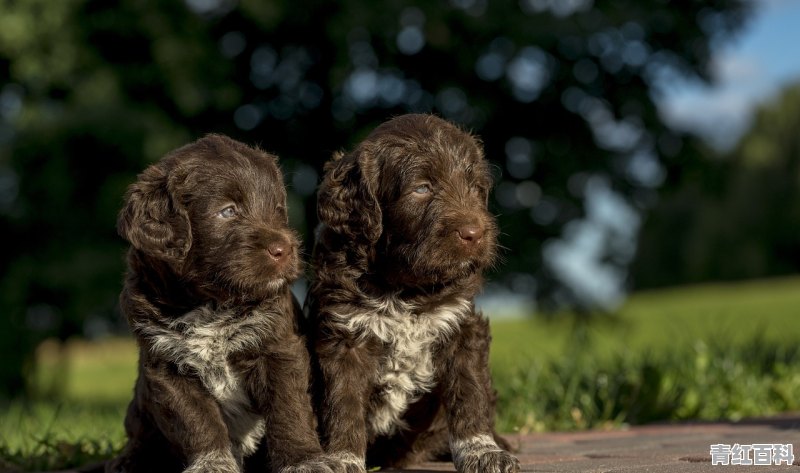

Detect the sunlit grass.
xmin=490 ymin=275 xmax=800 ymax=373
xmin=33 ymin=337 xmax=138 ymax=404
xmin=0 ymin=339 xmax=133 ymax=471
xmin=0 ymin=401 xmax=124 ymax=471
xmin=490 ymin=276 xmax=800 ymax=433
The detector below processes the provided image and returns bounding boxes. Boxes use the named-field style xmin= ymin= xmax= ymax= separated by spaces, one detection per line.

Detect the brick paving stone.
xmin=49 ymin=415 xmax=800 ymax=473
xmin=398 ymin=415 xmax=800 ymax=473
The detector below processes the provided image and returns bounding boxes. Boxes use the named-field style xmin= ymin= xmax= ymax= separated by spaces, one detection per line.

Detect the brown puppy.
xmin=109 ymin=135 xmax=343 ymax=473
xmin=307 ymin=114 xmax=519 ymax=473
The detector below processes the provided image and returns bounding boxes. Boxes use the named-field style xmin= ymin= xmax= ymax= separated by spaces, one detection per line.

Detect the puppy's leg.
xmin=142 ymin=362 xmax=240 ymax=473
xmin=442 ymin=315 xmax=519 ymax=473
xmin=107 ymin=393 xmax=183 ymax=473
xmin=248 ymin=332 xmax=349 ymax=473
xmin=313 ymin=333 xmax=374 ymax=473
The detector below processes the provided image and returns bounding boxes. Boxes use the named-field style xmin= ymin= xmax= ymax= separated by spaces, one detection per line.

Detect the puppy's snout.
xmin=457 ymin=224 xmax=484 ymax=245
xmin=267 ymin=240 xmax=290 ymax=262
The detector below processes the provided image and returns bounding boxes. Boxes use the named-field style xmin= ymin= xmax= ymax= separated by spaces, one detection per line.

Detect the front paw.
xmin=325 ymin=452 xmax=367 ymax=473
xmin=184 ymin=450 xmax=241 ymax=473
xmin=459 ymin=450 xmax=520 ymax=473
xmin=279 ymin=460 xmax=331 ymax=473
xmin=452 ymin=435 xmax=520 ymax=473
xmin=280 ymin=453 xmax=365 ymax=473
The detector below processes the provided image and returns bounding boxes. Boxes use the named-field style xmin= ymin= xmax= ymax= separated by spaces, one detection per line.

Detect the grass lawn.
xmin=491 ymin=277 xmax=800 ymax=432
xmin=2 ymin=276 xmax=800 ymax=470
xmin=491 ymin=276 xmax=800 ymax=368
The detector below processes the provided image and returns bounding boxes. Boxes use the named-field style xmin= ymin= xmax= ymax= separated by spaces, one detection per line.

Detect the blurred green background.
xmin=2 ymin=0 xmax=800 ymax=470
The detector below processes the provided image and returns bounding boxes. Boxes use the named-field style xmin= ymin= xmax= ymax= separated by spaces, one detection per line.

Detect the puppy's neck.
xmin=127 ymin=249 xmax=288 ymax=315
xmin=125 ymin=250 xmax=197 ymax=313
xmin=314 ymin=226 xmax=484 ymax=308
xmin=357 ymin=270 xmax=483 ymax=310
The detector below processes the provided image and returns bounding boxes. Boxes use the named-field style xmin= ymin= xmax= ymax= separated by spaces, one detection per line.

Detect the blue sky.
xmin=661 ymin=0 xmax=800 ymax=149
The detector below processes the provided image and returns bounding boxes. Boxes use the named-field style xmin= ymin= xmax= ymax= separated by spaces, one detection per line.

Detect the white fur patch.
xmin=184 ymin=449 xmax=240 ymax=473
xmin=136 ymin=305 xmax=274 ymax=458
xmin=450 ymin=434 xmax=502 ymax=471
xmin=332 ymin=297 xmax=471 ymax=436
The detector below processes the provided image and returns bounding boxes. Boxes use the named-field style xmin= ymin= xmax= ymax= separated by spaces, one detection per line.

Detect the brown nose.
xmin=457 ymin=224 xmax=484 ymax=244
xmin=267 ymin=241 xmax=289 ymax=261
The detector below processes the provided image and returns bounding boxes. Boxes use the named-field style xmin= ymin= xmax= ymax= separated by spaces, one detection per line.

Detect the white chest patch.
xmin=137 ymin=306 xmax=274 ymax=458
xmin=333 ymin=297 xmax=471 ymax=436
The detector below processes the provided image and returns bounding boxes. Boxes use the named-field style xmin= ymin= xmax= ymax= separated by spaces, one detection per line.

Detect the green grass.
xmin=490 ymin=276 xmax=800 ymax=368
xmin=2 ymin=276 xmax=800 ymax=470
xmin=0 ymin=402 xmax=123 ymax=471
xmin=0 ymin=339 xmax=133 ymax=471
xmin=490 ymin=276 xmax=800 ymax=432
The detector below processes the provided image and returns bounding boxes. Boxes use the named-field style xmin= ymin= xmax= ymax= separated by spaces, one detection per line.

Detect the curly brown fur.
xmin=108 ymin=135 xmax=343 ymax=473
xmin=307 ymin=114 xmax=519 ymax=473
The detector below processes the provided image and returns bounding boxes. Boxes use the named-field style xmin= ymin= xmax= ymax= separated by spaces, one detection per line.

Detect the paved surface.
xmin=52 ymin=415 xmax=800 ymax=473
xmin=406 ymin=416 xmax=800 ymax=472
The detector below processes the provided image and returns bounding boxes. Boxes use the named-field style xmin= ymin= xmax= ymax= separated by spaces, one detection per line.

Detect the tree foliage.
xmin=0 ymin=0 xmax=751 ymax=396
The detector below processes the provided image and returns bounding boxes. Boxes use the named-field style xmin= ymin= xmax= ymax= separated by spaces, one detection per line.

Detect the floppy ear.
xmin=317 ymin=146 xmax=382 ymax=243
xmin=117 ymin=163 xmax=192 ymax=265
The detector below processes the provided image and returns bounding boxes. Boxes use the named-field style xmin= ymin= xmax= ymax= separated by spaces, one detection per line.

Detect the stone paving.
xmin=53 ymin=415 xmax=800 ymax=473
xmin=405 ymin=415 xmax=800 ymax=472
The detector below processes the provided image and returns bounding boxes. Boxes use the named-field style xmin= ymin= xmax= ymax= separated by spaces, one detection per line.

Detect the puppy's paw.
xmin=279 ymin=461 xmax=332 ymax=473
xmin=184 ymin=450 xmax=241 ymax=473
xmin=321 ymin=452 xmax=367 ymax=473
xmin=459 ymin=449 xmax=520 ymax=473
xmin=452 ymin=435 xmax=520 ymax=473
xmin=280 ymin=453 xmax=365 ymax=473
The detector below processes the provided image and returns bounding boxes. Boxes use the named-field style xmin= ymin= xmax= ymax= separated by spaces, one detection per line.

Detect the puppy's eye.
xmin=217 ymin=206 xmax=237 ymax=218
xmin=413 ymin=185 xmax=431 ymax=195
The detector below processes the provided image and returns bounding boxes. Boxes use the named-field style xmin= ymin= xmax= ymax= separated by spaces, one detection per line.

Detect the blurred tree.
xmin=0 ymin=0 xmax=750 ymax=396
xmin=633 ymin=81 xmax=800 ymax=287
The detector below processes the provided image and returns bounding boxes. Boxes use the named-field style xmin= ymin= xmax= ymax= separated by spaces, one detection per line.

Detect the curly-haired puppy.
xmin=306 ymin=114 xmax=520 ymax=473
xmin=109 ymin=135 xmax=343 ymax=473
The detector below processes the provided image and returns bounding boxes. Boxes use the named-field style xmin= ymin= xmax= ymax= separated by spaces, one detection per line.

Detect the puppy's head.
xmin=318 ymin=114 xmax=497 ymax=286
xmin=118 ymin=134 xmax=300 ymax=302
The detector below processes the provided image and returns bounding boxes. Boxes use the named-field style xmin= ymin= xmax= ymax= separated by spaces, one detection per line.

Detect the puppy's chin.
xmin=246 ymin=276 xmax=293 ymax=299
xmin=421 ymin=260 xmax=483 ymax=285
xmin=211 ymin=273 xmax=295 ymax=303
xmin=381 ymin=236 xmax=493 ymax=287
xmin=380 ymin=253 xmax=485 ymax=288
xmin=186 ymin=253 xmax=301 ymax=303
xmin=240 ymin=261 xmax=301 ymax=299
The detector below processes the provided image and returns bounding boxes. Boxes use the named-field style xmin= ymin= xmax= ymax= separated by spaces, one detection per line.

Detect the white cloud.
xmin=657 ymin=50 xmax=774 ymax=149
xmin=659 ymin=88 xmax=754 ymax=150
xmin=711 ymin=53 xmax=763 ymax=84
